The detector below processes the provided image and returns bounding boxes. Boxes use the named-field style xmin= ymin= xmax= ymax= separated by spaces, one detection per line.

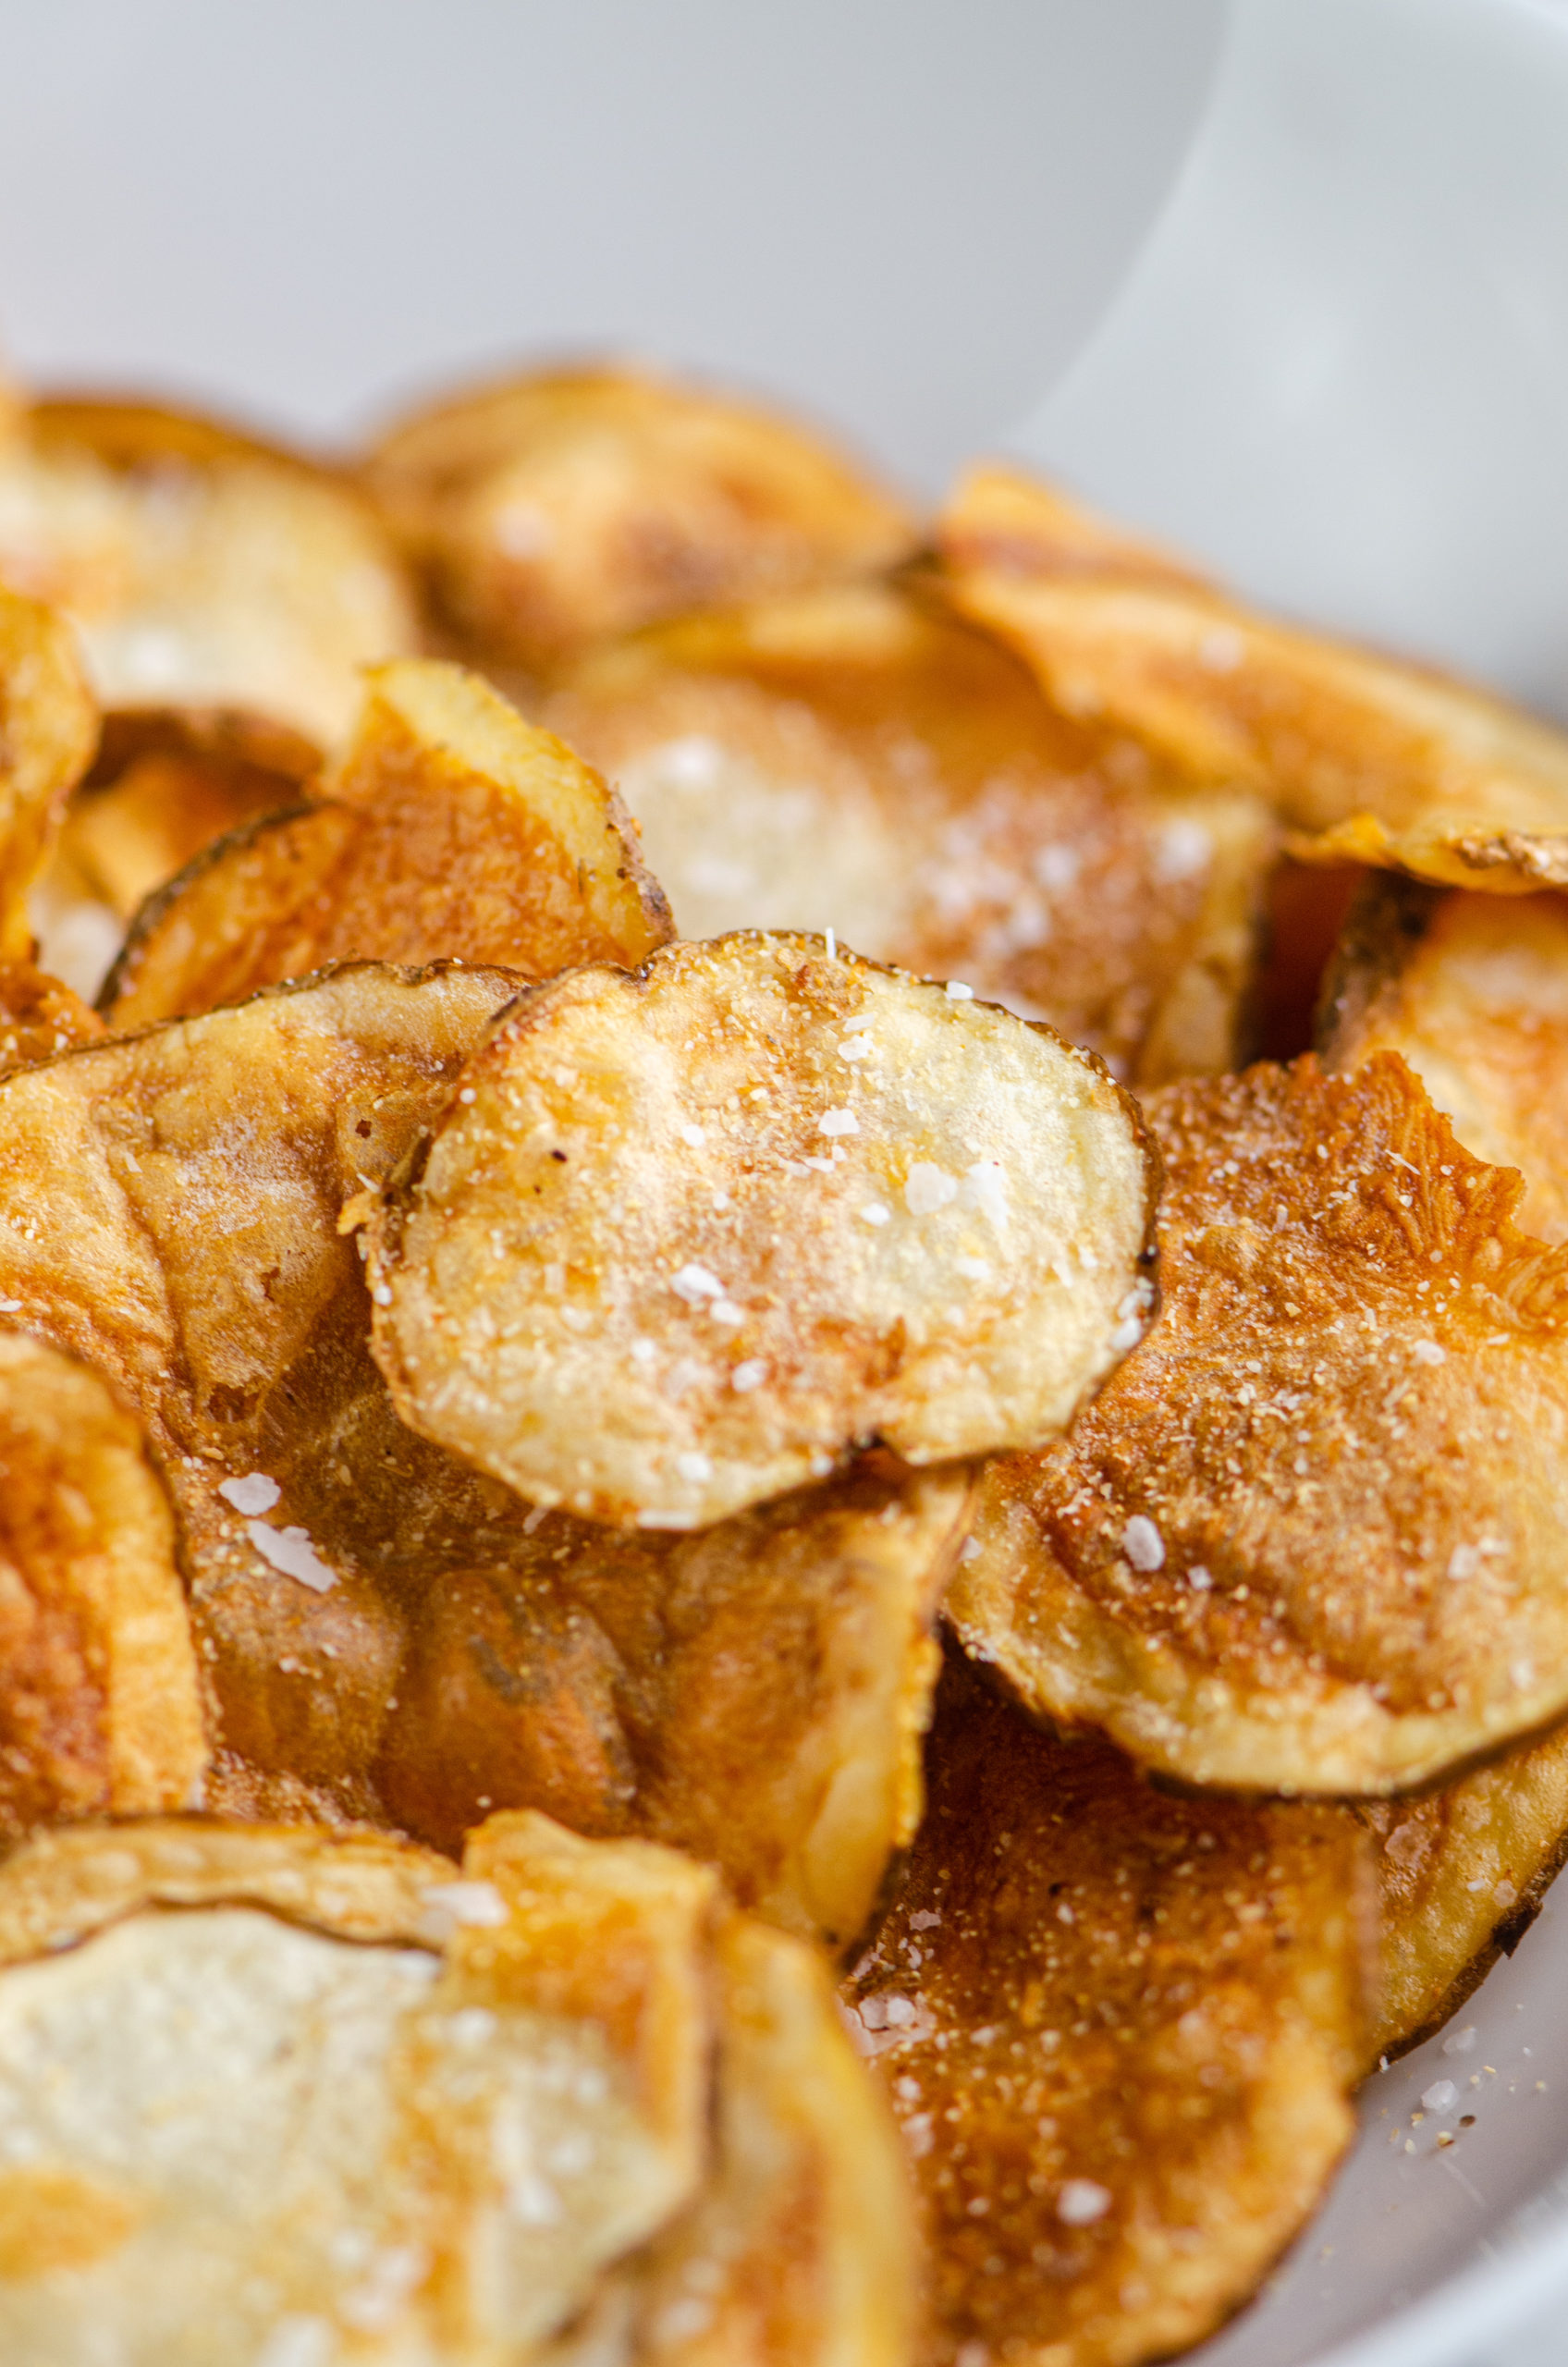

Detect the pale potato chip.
xmin=550 ymin=583 xmax=1275 ymax=1085
xmin=102 ymin=658 xmax=672 ymax=1028
xmin=367 ymin=932 xmax=1158 ymax=1528
xmin=937 ymin=460 xmax=1213 ymax=593
xmin=0 ymin=1809 xmax=715 ymax=2364
xmin=377 ymin=1463 xmax=970 ymax=1949
xmin=0 ymin=1331 xmax=204 ymax=1834
xmin=842 ymin=1653 xmax=1369 ymax=2367
xmin=949 ymin=1051 xmax=1568 ymax=1796
xmin=0 ymin=397 xmax=417 ymax=743
xmin=1361 ymin=1727 xmax=1568 ymax=2066
xmin=1320 ymin=874 xmax=1568 ymax=1242
xmin=0 ymin=584 xmax=98 ymax=960
xmin=361 ymin=363 xmax=914 ymax=671
xmin=937 ymin=463 xmax=1568 ymax=893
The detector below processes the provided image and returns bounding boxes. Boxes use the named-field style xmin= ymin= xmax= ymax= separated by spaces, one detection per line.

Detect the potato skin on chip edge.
xmin=949 ymin=1051 xmax=1568 ymax=1797
xmin=842 ymin=1652 xmax=1370 ymax=2367
xmin=365 ymin=930 xmax=1160 ymax=1528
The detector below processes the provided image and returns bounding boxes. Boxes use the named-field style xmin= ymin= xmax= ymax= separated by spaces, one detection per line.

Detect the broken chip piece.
xmin=0 ymin=396 xmax=417 ymax=744
xmin=366 ymin=932 xmax=1158 ymax=1527
xmin=361 ymin=362 xmax=915 ymax=673
xmin=550 ymin=583 xmax=1275 ymax=1084
xmin=1320 ymin=872 xmax=1568 ymax=1243
xmin=0 ymin=1331 xmax=205 ymax=1837
xmin=948 ymin=1051 xmax=1568 ymax=1796
xmin=100 ymin=659 xmax=672 ymax=1028
xmin=0 ymin=1809 xmax=716 ymax=2361
xmin=0 ymin=583 xmax=99 ymax=962
xmin=842 ymin=1653 xmax=1369 ymax=2367
xmin=937 ymin=461 xmax=1568 ymax=894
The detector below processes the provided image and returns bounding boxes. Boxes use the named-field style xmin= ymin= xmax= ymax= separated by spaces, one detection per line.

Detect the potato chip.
xmin=842 ymin=1653 xmax=1370 ymax=2367
xmin=361 ymin=363 xmax=915 ymax=672
xmin=0 ymin=1331 xmax=204 ymax=1835
xmin=0 ymin=396 xmax=417 ymax=743
xmin=101 ymin=658 xmax=672 ymax=1028
xmin=0 ymin=1809 xmax=715 ymax=2363
xmin=550 ymin=584 xmax=1276 ymax=1084
xmin=377 ymin=1464 xmax=970 ymax=1948
xmin=936 ymin=460 xmax=1213 ymax=594
xmin=1320 ymin=874 xmax=1568 ymax=1243
xmin=949 ymin=1051 xmax=1568 ymax=1796
xmin=937 ymin=464 xmax=1568 ymax=894
xmin=0 ymin=961 xmax=104 ymax=1076
xmin=0 ymin=584 xmax=99 ymax=960
xmin=1361 ymin=1727 xmax=1568 ymax=2065
xmin=367 ymin=932 xmax=1158 ymax=1528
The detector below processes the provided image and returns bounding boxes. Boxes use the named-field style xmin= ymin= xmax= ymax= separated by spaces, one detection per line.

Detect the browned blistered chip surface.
xmin=949 ymin=1051 xmax=1568 ymax=1795
xmin=842 ymin=1655 xmax=1369 ymax=2367
xmin=0 ymin=962 xmax=104 ymax=1077
xmin=0 ymin=397 xmax=416 ymax=744
xmin=551 ymin=585 xmax=1274 ymax=1085
xmin=0 ymin=583 xmax=99 ymax=961
xmin=0 ymin=1810 xmax=717 ymax=2362
xmin=367 ymin=932 xmax=1158 ymax=1527
xmin=0 ymin=1331 xmax=204 ymax=1837
xmin=361 ymin=363 xmax=914 ymax=671
xmin=1321 ymin=875 xmax=1568 ymax=1243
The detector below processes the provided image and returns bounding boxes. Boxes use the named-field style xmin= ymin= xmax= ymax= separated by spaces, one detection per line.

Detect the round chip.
xmin=366 ymin=933 xmax=1158 ymax=1528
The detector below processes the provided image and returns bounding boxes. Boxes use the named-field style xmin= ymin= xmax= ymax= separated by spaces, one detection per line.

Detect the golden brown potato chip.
xmin=936 ymin=461 xmax=1213 ymax=595
xmin=101 ymin=658 xmax=672 ymax=1028
xmin=0 ymin=584 xmax=99 ymax=960
xmin=937 ymin=464 xmax=1568 ymax=894
xmin=367 ymin=932 xmax=1158 ymax=1528
xmin=1320 ymin=874 xmax=1568 ymax=1243
xmin=1361 ymin=1727 xmax=1568 ymax=2065
xmin=949 ymin=1051 xmax=1568 ymax=1796
xmin=0 ymin=1331 xmax=204 ymax=1836
xmin=361 ymin=362 xmax=915 ymax=672
xmin=550 ymin=584 xmax=1276 ymax=1085
xmin=0 ymin=396 xmax=416 ymax=743
xmin=842 ymin=1653 xmax=1370 ymax=2367
xmin=0 ymin=961 xmax=104 ymax=1075
xmin=377 ymin=1464 xmax=970 ymax=1949
xmin=0 ymin=1809 xmax=716 ymax=2362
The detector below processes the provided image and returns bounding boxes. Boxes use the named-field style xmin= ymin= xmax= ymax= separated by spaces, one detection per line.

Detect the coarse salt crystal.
xmin=1448 ymin=1543 xmax=1480 ymax=1580
xmin=945 ymin=979 xmax=974 ymax=1000
xmin=373 ymin=1282 xmax=393 ymax=1306
xmin=859 ymin=1201 xmax=891 ymax=1225
xmin=905 ymin=1163 xmax=958 ymax=1216
xmin=1187 ymin=1564 xmax=1213 ymax=1591
xmin=1412 ymin=1339 xmax=1446 ymax=1366
xmin=677 ymin=1451 xmax=714 ymax=1484
xmin=219 ymin=1471 xmax=281 ymax=1516
xmin=1058 ymin=2178 xmax=1112 ymax=2226
xmin=679 ymin=1122 xmax=706 ymax=1147
xmin=246 ymin=1520 xmax=337 ymax=1594
xmin=960 ymin=1537 xmax=983 ymax=1563
xmin=458 ymin=1086 xmax=476 ymax=1104
xmin=1442 ymin=2025 xmax=1477 ymax=2056
xmin=955 ymin=1255 xmax=990 ymax=1281
xmin=417 ymin=1881 xmax=508 ymax=1942
xmin=671 ymin=1262 xmax=726 ymax=1304
xmin=731 ymin=1360 xmax=767 ymax=1392
xmin=819 ymin=1109 xmax=859 ymax=1137
xmin=0 ymin=1300 xmax=19 ymax=1314
xmin=630 ymin=1338 xmax=657 ymax=1367
xmin=1422 ymin=2079 xmax=1458 ymax=2114
xmin=1122 ymin=1515 xmax=1165 ymax=1573
xmin=964 ymin=1159 xmax=1010 ymax=1233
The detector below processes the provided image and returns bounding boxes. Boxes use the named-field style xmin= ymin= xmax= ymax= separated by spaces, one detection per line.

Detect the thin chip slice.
xmin=1360 ymin=1726 xmax=1568 ymax=2066
xmin=101 ymin=658 xmax=672 ymax=1028
xmin=361 ymin=362 xmax=915 ymax=672
xmin=367 ymin=932 xmax=1158 ymax=1527
xmin=937 ymin=464 xmax=1568 ymax=893
xmin=0 ymin=1810 xmax=714 ymax=2364
xmin=949 ymin=1052 xmax=1568 ymax=1796
xmin=376 ymin=1464 xmax=970 ymax=1949
xmin=616 ymin=1910 xmax=918 ymax=2367
xmin=0 ymin=961 xmax=104 ymax=1076
xmin=0 ymin=584 xmax=99 ymax=959
xmin=551 ymin=584 xmax=1276 ymax=1084
xmin=0 ymin=1331 xmax=204 ymax=1835
xmin=1320 ymin=874 xmax=1568 ymax=1242
xmin=0 ymin=396 xmax=417 ymax=743
xmin=842 ymin=1653 xmax=1370 ymax=2367
xmin=936 ymin=461 xmax=1213 ymax=594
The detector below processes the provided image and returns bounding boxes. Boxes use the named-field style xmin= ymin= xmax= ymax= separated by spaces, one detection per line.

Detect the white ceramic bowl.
xmin=3 ymin=5 xmax=1567 ymax=2360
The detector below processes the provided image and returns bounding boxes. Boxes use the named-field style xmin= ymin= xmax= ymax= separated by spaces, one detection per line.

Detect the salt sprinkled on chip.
xmin=819 ymin=1108 xmax=859 ymax=1137
xmin=416 ymin=1880 xmax=508 ymax=1942
xmin=678 ymin=1122 xmax=706 ymax=1147
xmin=219 ymin=1471 xmax=281 ymax=1516
xmin=859 ymin=1201 xmax=891 ymax=1226
xmin=670 ymin=1262 xmax=727 ymax=1304
xmin=1122 ymin=1515 xmax=1165 ymax=1573
xmin=1057 ymin=2178 xmax=1113 ymax=2226
xmin=945 ymin=980 xmax=974 ymax=1000
xmin=246 ymin=1519 xmax=337 ymax=1594
xmin=905 ymin=1163 xmax=959 ymax=1216
xmin=731 ymin=1360 xmax=767 ymax=1392
xmin=1412 ymin=1339 xmax=1446 ymax=1366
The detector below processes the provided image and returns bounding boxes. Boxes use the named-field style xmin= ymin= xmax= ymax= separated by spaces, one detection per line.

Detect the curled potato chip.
xmin=1320 ymin=874 xmax=1568 ymax=1243
xmin=0 ymin=584 xmax=99 ymax=960
xmin=361 ymin=363 xmax=914 ymax=671
xmin=367 ymin=932 xmax=1158 ymax=1528
xmin=842 ymin=1653 xmax=1369 ymax=2367
xmin=101 ymin=658 xmax=672 ymax=1028
xmin=551 ymin=584 xmax=1275 ymax=1085
xmin=1361 ymin=1727 xmax=1568 ymax=2065
xmin=936 ymin=461 xmax=1214 ymax=594
xmin=0 ymin=1331 xmax=204 ymax=1835
xmin=937 ymin=464 xmax=1568 ymax=893
xmin=0 ymin=396 xmax=417 ymax=743
xmin=0 ymin=1809 xmax=715 ymax=2362
xmin=377 ymin=1464 xmax=969 ymax=1948
xmin=949 ymin=1051 xmax=1568 ymax=1796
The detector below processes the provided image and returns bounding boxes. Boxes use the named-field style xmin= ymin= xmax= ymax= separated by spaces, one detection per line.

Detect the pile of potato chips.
xmin=0 ymin=348 xmax=1564 ymax=2363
